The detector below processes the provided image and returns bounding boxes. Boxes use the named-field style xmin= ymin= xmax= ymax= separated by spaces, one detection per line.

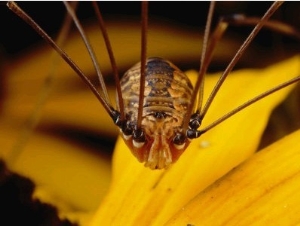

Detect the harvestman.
xmin=7 ymin=2 xmax=300 ymax=169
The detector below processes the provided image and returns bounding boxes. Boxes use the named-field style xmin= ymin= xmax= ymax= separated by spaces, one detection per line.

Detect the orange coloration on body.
xmin=2 ymin=2 xmax=300 ymax=225
xmin=120 ymin=57 xmax=193 ymax=169
xmin=91 ymin=55 xmax=300 ymax=225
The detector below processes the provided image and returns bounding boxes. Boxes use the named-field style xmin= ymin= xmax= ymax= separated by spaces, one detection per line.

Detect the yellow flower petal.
xmin=91 ymin=55 xmax=299 ymax=225
xmin=2 ymin=21 xmax=212 ymax=139
xmin=1 ymin=120 xmax=112 ymax=225
xmin=1 ymin=20 xmax=238 ymax=224
xmin=1 ymin=8 xmax=299 ymax=225
xmin=166 ymin=129 xmax=300 ymax=225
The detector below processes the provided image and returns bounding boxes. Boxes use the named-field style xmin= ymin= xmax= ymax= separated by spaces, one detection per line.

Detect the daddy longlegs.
xmin=6 ymin=1 xmax=300 ymax=170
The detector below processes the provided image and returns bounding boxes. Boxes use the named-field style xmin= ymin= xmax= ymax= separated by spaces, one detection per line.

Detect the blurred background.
xmin=1 ymin=1 xmax=299 ymax=154
xmin=1 ymin=2 xmax=300 ymax=64
xmin=0 ymin=1 xmax=299 ymax=224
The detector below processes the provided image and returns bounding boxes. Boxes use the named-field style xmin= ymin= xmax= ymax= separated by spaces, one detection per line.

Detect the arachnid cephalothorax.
xmin=7 ymin=1 xmax=300 ymax=169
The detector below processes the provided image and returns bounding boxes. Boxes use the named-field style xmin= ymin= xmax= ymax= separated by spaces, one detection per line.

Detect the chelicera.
xmin=7 ymin=1 xmax=300 ymax=169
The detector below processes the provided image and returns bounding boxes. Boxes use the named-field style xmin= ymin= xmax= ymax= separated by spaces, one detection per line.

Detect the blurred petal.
xmin=91 ymin=55 xmax=299 ymax=225
xmin=1 ymin=12 xmax=299 ymax=225
xmin=0 ymin=20 xmax=233 ymax=224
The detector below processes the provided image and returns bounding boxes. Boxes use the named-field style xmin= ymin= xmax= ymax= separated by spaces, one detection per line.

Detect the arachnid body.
xmin=6 ymin=1 xmax=300 ymax=170
xmin=120 ymin=58 xmax=193 ymax=169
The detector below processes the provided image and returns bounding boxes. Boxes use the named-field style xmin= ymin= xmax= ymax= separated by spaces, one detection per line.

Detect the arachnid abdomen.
xmin=120 ymin=57 xmax=193 ymax=169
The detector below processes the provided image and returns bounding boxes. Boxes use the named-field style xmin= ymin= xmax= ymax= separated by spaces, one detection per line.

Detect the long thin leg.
xmin=137 ymin=1 xmax=148 ymax=130
xmin=63 ymin=2 xmax=111 ymax=104
xmin=7 ymin=2 xmax=78 ymax=165
xmin=187 ymin=4 xmax=300 ymax=136
xmin=199 ymin=75 xmax=300 ymax=135
xmin=182 ymin=2 xmax=215 ymax=133
xmin=224 ymin=14 xmax=300 ymax=40
xmin=92 ymin=2 xmax=125 ymax=121
xmin=7 ymin=2 xmax=116 ymax=119
xmin=199 ymin=2 xmax=283 ymax=122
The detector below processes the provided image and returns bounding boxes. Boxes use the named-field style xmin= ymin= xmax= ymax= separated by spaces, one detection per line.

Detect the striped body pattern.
xmin=120 ymin=57 xmax=193 ymax=169
xmin=8 ymin=2 xmax=299 ymax=170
